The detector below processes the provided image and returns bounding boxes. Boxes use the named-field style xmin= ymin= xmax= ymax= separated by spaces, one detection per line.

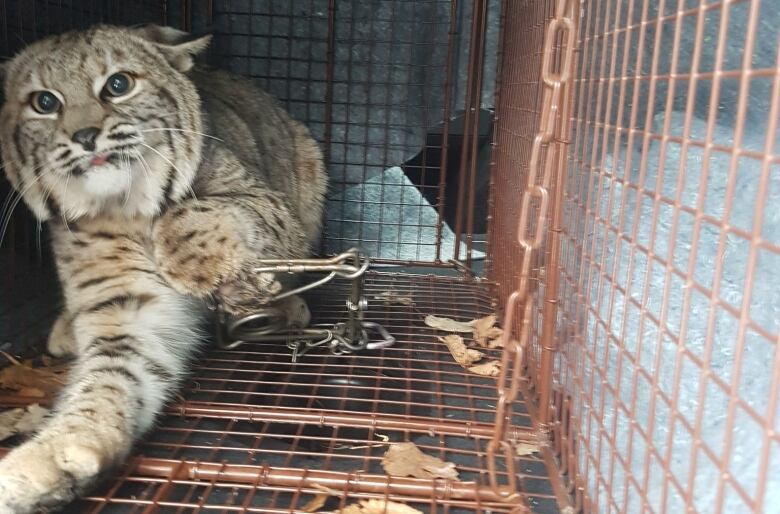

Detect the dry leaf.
xmin=0 ymin=404 xmax=49 ymax=442
xmin=469 ymin=315 xmax=504 ymax=346
xmin=468 ymin=360 xmax=501 ymax=377
xmin=382 ymin=442 xmax=459 ymax=480
xmin=301 ymin=493 xmax=329 ymax=512
xmin=0 ymin=408 xmax=25 ymax=441
xmin=487 ymin=337 xmax=505 ymax=349
xmin=374 ymin=291 xmax=415 ymax=307
xmin=301 ymin=483 xmax=340 ymax=512
xmin=469 ymin=315 xmax=496 ymax=344
xmin=424 ymin=315 xmax=473 ymax=333
xmin=0 ymin=353 xmax=65 ymax=396
xmin=438 ymin=335 xmax=484 ymax=366
xmin=15 ymin=404 xmax=48 ymax=433
xmin=514 ymin=441 xmax=540 ymax=456
xmin=17 ymin=387 xmax=46 ymax=398
xmin=339 ymin=499 xmax=423 ymax=514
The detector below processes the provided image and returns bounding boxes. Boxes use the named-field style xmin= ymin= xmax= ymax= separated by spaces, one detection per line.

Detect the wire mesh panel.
xmin=548 ymin=0 xmax=780 ymax=512
xmin=1 ymin=273 xmax=557 ymax=513
xmin=200 ymin=0 xmax=498 ymax=264
xmin=487 ymin=0 xmax=557 ymax=386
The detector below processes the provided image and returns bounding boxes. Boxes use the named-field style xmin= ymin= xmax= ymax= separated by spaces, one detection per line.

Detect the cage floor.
xmin=1 ymin=272 xmax=559 ymax=513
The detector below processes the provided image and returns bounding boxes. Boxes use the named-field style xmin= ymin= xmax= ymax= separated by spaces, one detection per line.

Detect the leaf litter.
xmin=425 ymin=314 xmax=504 ymax=348
xmin=374 ymin=291 xmax=415 ymax=307
xmin=0 ymin=352 xmax=68 ymax=397
xmin=467 ymin=360 xmax=501 ymax=377
xmin=301 ymin=484 xmax=340 ymax=513
xmin=436 ymin=334 xmax=501 ymax=377
xmin=338 ymin=500 xmax=423 ymax=514
xmin=437 ymin=335 xmax=483 ymax=366
xmin=424 ymin=315 xmax=474 ymax=333
xmin=470 ymin=315 xmax=504 ymax=346
xmin=0 ymin=403 xmax=49 ymax=442
xmin=382 ymin=442 xmax=459 ymax=480
xmin=514 ymin=441 xmax=540 ymax=456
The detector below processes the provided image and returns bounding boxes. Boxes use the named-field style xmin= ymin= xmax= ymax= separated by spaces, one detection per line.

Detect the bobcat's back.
xmin=193 ymin=68 xmax=327 ymax=249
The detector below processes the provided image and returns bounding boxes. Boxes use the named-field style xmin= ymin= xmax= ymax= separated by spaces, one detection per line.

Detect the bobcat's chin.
xmin=79 ymin=162 xmax=131 ymax=197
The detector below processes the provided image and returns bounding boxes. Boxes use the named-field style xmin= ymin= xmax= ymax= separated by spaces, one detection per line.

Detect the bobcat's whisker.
xmin=0 ymin=164 xmax=49 ymax=247
xmin=0 ymin=161 xmax=46 ymax=223
xmin=60 ymin=172 xmax=78 ymax=241
xmin=134 ymin=140 xmax=199 ymax=202
xmin=131 ymin=148 xmax=154 ymax=184
xmin=140 ymin=127 xmax=224 ymax=142
xmin=0 ymin=161 xmax=47 ymax=225
xmin=122 ymin=153 xmax=133 ymax=208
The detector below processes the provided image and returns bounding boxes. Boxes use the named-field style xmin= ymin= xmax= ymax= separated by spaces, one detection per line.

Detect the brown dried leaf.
xmin=469 ymin=315 xmax=495 ymax=344
xmin=514 ymin=442 xmax=540 ymax=457
xmin=339 ymin=500 xmax=424 ymax=514
xmin=15 ymin=404 xmax=48 ymax=434
xmin=469 ymin=315 xmax=504 ymax=347
xmin=468 ymin=360 xmax=501 ymax=377
xmin=0 ymin=404 xmax=48 ymax=442
xmin=301 ymin=493 xmax=329 ymax=513
xmin=17 ymin=387 xmax=46 ymax=398
xmin=424 ymin=315 xmax=473 ymax=333
xmin=301 ymin=483 xmax=340 ymax=512
xmin=374 ymin=291 xmax=415 ymax=307
xmin=0 ymin=353 xmax=65 ymax=396
xmin=382 ymin=442 xmax=459 ymax=480
xmin=0 ymin=408 xmax=25 ymax=442
xmin=487 ymin=337 xmax=505 ymax=349
xmin=438 ymin=335 xmax=484 ymax=366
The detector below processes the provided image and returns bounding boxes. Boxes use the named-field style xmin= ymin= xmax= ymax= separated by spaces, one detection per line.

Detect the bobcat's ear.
xmin=131 ymin=24 xmax=212 ymax=72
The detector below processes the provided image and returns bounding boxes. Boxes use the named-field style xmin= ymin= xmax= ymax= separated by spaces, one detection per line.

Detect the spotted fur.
xmin=0 ymin=24 xmax=326 ymax=513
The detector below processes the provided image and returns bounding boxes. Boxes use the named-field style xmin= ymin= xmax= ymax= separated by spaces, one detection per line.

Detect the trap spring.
xmin=210 ymin=249 xmax=395 ymax=361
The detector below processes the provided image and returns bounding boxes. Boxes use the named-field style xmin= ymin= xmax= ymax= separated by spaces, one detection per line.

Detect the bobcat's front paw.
xmin=153 ymin=205 xmax=251 ymax=297
xmin=216 ymin=269 xmax=282 ymax=316
xmin=0 ymin=437 xmax=103 ymax=513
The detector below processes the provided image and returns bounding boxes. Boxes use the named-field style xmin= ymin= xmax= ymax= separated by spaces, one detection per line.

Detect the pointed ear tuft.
xmin=157 ymin=35 xmax=212 ymax=72
xmin=131 ymin=24 xmax=212 ymax=72
xmin=130 ymin=24 xmax=189 ymax=45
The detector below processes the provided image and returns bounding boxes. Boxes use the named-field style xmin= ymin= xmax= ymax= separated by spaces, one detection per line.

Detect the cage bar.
xmin=1 ymin=0 xmax=778 ymax=513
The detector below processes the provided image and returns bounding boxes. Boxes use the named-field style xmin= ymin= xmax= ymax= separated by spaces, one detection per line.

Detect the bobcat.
xmin=0 ymin=24 xmax=327 ymax=512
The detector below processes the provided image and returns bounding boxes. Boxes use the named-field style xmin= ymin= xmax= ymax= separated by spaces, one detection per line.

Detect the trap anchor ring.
xmin=212 ymin=248 xmax=395 ymax=361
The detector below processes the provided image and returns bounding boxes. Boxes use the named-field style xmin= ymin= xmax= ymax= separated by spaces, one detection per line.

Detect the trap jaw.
xmin=210 ymin=249 xmax=395 ymax=362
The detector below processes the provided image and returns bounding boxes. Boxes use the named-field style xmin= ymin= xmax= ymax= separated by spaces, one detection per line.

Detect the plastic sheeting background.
xmin=186 ymin=0 xmax=500 ymax=261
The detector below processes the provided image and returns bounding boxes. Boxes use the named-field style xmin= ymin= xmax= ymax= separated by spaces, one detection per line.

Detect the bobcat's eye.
xmin=30 ymin=91 xmax=60 ymax=114
xmin=102 ymin=72 xmax=135 ymax=98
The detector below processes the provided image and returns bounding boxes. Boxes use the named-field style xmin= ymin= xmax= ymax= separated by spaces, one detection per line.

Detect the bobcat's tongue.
xmin=90 ymin=155 xmax=108 ymax=166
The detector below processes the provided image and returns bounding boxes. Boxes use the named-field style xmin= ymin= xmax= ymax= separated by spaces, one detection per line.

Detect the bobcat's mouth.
xmin=90 ymin=154 xmax=109 ymax=166
xmin=70 ymin=144 xmax=139 ymax=176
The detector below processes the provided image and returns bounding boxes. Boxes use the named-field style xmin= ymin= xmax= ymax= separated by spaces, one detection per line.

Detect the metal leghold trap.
xmin=209 ymin=249 xmax=395 ymax=361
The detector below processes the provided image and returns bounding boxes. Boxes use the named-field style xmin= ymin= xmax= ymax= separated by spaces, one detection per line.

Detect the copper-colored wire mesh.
xmin=1 ymin=0 xmax=779 ymax=513
xmin=198 ymin=0 xmax=489 ymax=264
xmin=1 ymin=273 xmax=557 ymax=513
xmin=489 ymin=0 xmax=780 ymax=512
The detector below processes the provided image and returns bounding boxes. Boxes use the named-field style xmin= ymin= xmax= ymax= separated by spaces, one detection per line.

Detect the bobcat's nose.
xmin=71 ymin=127 xmax=100 ymax=152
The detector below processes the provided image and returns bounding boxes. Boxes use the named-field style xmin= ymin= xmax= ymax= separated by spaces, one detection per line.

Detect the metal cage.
xmin=1 ymin=0 xmax=779 ymax=513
